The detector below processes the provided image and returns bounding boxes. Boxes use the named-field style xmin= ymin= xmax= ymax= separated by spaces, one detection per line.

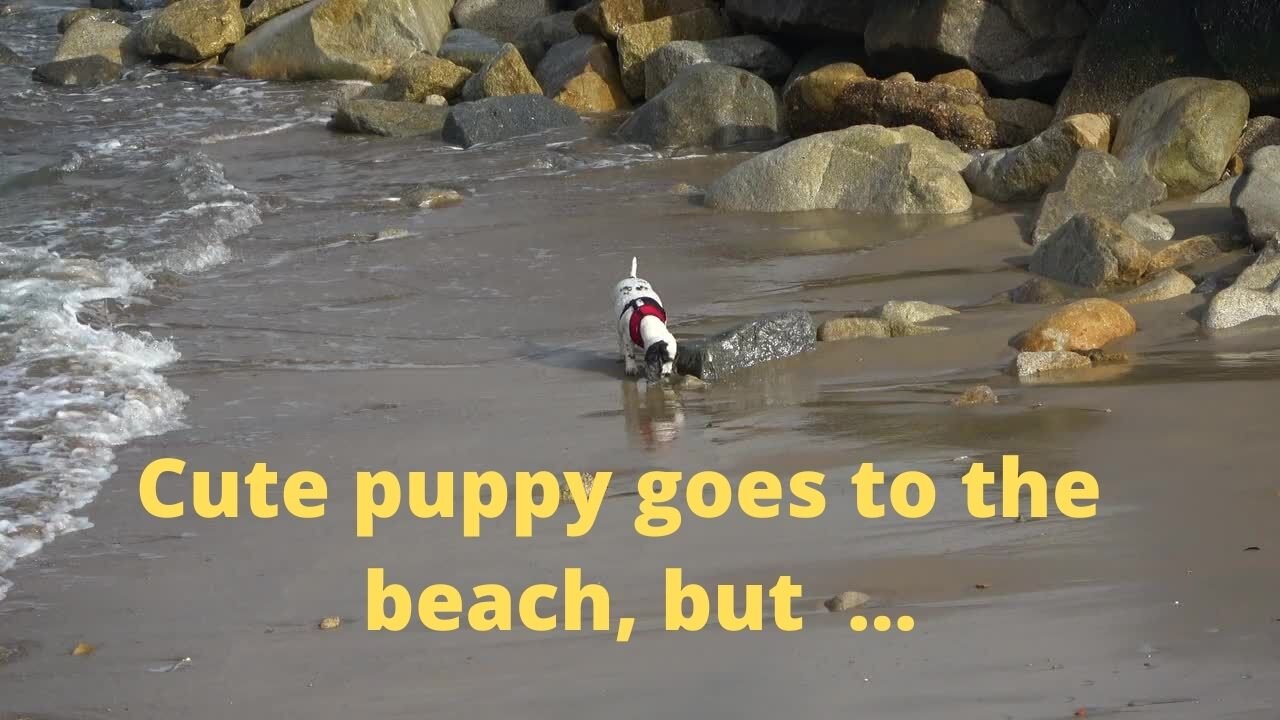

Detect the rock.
xmin=1015 ymin=350 xmax=1091 ymax=377
xmin=1237 ymin=116 xmax=1280 ymax=160
xmin=783 ymin=46 xmax=865 ymax=95
xmin=643 ymin=35 xmax=791 ymax=100
xmin=71 ymin=642 xmax=96 ymax=657
xmin=788 ymin=75 xmax=997 ymax=151
xmin=1030 ymin=148 xmax=1166 ymax=246
xmin=32 ymin=56 xmax=122 ymax=86
xmin=1015 ymin=298 xmax=1137 ymax=352
xmin=615 ymin=7 xmax=729 ymax=99
xmin=331 ymin=98 xmax=449 ymax=137
xmin=823 ymin=590 xmax=871 ymax=612
xmin=242 ymin=0 xmax=309 ymax=31
xmin=725 ymin=0 xmax=874 ymax=41
xmin=535 ymin=35 xmax=629 ymax=113
xmin=674 ymin=310 xmax=817 ymax=382
xmin=931 ymin=68 xmax=986 ymax=95
xmin=782 ymin=62 xmax=869 ymax=134
xmin=58 ymin=8 xmax=132 ymax=34
xmin=452 ymin=0 xmax=556 ymax=43
xmin=616 ymin=63 xmax=778 ymax=150
xmin=984 ymin=97 xmax=1054 ymax=148
xmin=1121 ymin=211 xmax=1174 ymax=245
xmin=1147 ymin=236 xmax=1221 ymax=274
xmin=951 ymin=385 xmax=998 ymax=406
xmin=318 ymin=616 xmax=342 ymax=630
xmin=54 ymin=19 xmax=136 ymax=65
xmin=1110 ymin=78 xmax=1249 ymax=197
xmin=885 ymin=71 xmax=916 ymax=83
xmin=878 ymin=299 xmax=957 ymax=330
xmin=1007 ymin=276 xmax=1070 ymax=304
xmin=442 ymin=93 xmax=583 ymax=148
xmin=225 ymin=0 xmax=453 ymax=82
xmin=1192 ymin=177 xmax=1237 ymax=205
xmin=864 ymin=0 xmax=1097 ymax=97
xmin=514 ymin=10 xmax=577 ymax=70
xmin=461 ymin=43 xmax=541 ymax=101
xmin=1203 ymin=245 xmax=1280 ymax=330
xmin=1111 ymin=269 xmax=1195 ymax=304
xmin=817 ymin=317 xmax=892 ymax=341
xmin=1231 ymin=146 xmax=1280 ymax=250
xmin=1195 ymin=0 xmax=1280 ymax=116
xmin=384 ymin=54 xmax=471 ymax=102
xmin=1030 ymin=214 xmax=1151 ymax=289
xmin=404 ymin=186 xmax=464 ymax=207
xmin=0 ymin=43 xmax=22 ymax=66
xmin=706 ymin=124 xmax=972 ymax=214
xmin=963 ymin=113 xmax=1113 ymax=203
xmin=575 ymin=0 xmax=716 ymax=40
xmin=439 ymin=28 xmax=504 ymax=72
xmin=131 ymin=0 xmax=242 ymax=62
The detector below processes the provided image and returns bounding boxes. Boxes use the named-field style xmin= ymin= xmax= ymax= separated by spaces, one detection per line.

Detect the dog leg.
xmin=623 ymin=343 xmax=639 ymax=377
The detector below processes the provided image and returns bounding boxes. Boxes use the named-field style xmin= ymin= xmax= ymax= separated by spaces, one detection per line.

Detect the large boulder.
xmin=786 ymin=74 xmax=996 ymax=151
xmin=1014 ymin=298 xmax=1137 ymax=352
xmin=451 ymin=0 xmax=555 ymax=43
xmin=984 ymin=97 xmax=1054 ymax=147
xmin=1110 ymin=78 xmax=1249 ymax=197
xmin=438 ymin=28 xmax=503 ymax=71
xmin=442 ymin=93 xmax=583 ymax=147
xmin=225 ymin=0 xmax=453 ymax=82
xmin=32 ymin=56 xmax=122 ymax=86
xmin=723 ymin=0 xmax=874 ymax=41
xmin=643 ymin=35 xmax=791 ymax=99
xmin=674 ymin=310 xmax=817 ymax=382
xmin=615 ymin=7 xmax=729 ymax=99
xmin=704 ymin=124 xmax=973 ymax=214
xmin=964 ymin=113 xmax=1111 ymax=203
xmin=55 ymin=19 xmax=136 ymax=65
xmin=131 ymin=0 xmax=243 ymax=62
xmin=534 ymin=35 xmax=629 ymax=113
xmin=1030 ymin=148 xmax=1167 ymax=245
xmin=1029 ymin=213 xmax=1151 ymax=289
xmin=864 ymin=0 xmax=1098 ymax=97
xmin=1231 ymin=146 xmax=1280 ymax=250
xmin=384 ymin=53 xmax=471 ymax=102
xmin=461 ymin=43 xmax=541 ymax=101
xmin=1195 ymin=0 xmax=1280 ymax=117
xmin=514 ymin=10 xmax=577 ymax=69
xmin=574 ymin=0 xmax=716 ymax=39
xmin=1203 ymin=245 xmax=1280 ymax=330
xmin=242 ymin=0 xmax=310 ymax=31
xmin=331 ymin=99 xmax=449 ymax=136
xmin=617 ymin=63 xmax=777 ymax=149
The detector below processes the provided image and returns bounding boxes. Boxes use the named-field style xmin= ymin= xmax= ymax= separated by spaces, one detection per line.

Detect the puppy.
xmin=613 ymin=257 xmax=677 ymax=381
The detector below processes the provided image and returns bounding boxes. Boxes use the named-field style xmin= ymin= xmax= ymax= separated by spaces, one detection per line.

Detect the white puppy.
xmin=613 ymin=257 xmax=677 ymax=381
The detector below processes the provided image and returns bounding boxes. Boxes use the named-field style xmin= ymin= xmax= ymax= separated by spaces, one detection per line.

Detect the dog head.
xmin=644 ymin=338 xmax=676 ymax=382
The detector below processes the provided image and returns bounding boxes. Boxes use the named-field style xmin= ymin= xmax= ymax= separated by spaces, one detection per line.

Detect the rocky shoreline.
xmin=7 ymin=0 xmax=1280 ymax=378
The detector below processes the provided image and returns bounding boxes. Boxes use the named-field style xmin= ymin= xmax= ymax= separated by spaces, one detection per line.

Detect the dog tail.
xmin=630 ymin=256 xmax=637 ymax=278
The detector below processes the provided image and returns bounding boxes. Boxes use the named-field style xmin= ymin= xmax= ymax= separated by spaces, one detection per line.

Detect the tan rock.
xmin=461 ymin=43 xmax=541 ymax=101
xmin=535 ymin=35 xmax=630 ymax=113
xmin=132 ymin=0 xmax=243 ymax=62
xmin=931 ymin=68 xmax=986 ymax=96
xmin=55 ymin=19 xmax=135 ymax=65
xmin=574 ymin=0 xmax=716 ymax=39
xmin=384 ymin=54 xmax=471 ymax=102
xmin=1111 ymin=270 xmax=1195 ymax=305
xmin=242 ymin=0 xmax=309 ymax=31
xmin=782 ymin=62 xmax=868 ymax=125
xmin=824 ymin=591 xmax=870 ymax=612
xmin=1014 ymin=351 xmax=1092 ymax=377
xmin=817 ymin=317 xmax=892 ymax=341
xmin=1061 ymin=112 xmax=1113 ymax=152
xmin=615 ymin=8 xmax=729 ymax=99
xmin=951 ymin=385 xmax=998 ymax=407
xmin=885 ymin=71 xmax=915 ymax=83
xmin=1148 ymin=235 xmax=1224 ymax=273
xmin=1015 ymin=298 xmax=1137 ymax=353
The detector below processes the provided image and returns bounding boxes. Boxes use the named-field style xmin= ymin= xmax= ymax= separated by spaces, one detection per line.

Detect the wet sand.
xmin=2 ymin=128 xmax=1280 ymax=719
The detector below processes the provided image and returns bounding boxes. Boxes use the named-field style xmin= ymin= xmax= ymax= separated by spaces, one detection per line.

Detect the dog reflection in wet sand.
xmin=621 ymin=380 xmax=685 ymax=448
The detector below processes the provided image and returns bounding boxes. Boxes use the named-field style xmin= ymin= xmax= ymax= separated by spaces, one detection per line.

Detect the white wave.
xmin=195 ymin=120 xmax=307 ymax=145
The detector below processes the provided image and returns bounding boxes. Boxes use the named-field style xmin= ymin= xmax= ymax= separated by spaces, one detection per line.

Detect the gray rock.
xmin=963 ymin=113 xmax=1112 ymax=203
xmin=58 ymin=8 xmax=133 ymax=34
xmin=1030 ymin=148 xmax=1167 ymax=245
xmin=0 ymin=43 xmax=21 ymax=66
xmin=1238 ymin=116 xmax=1280 ymax=159
xmin=705 ymin=124 xmax=973 ymax=214
xmin=1030 ymin=213 xmax=1152 ymax=289
xmin=1203 ymin=245 xmax=1280 ymax=330
xmin=1015 ymin=351 xmax=1091 ymax=377
xmin=616 ymin=7 xmax=730 ymax=99
xmin=724 ymin=0 xmax=874 ymax=41
xmin=1231 ymin=146 xmax=1280 ymax=250
xmin=864 ymin=0 xmax=1097 ymax=97
xmin=1111 ymin=78 xmax=1249 ymax=197
xmin=1196 ymin=0 xmax=1280 ymax=117
xmin=534 ymin=35 xmax=629 ymax=113
xmin=643 ymin=35 xmax=792 ymax=100
xmin=616 ymin=63 xmax=778 ymax=150
xmin=32 ymin=56 xmax=122 ymax=86
xmin=452 ymin=0 xmax=556 ymax=43
xmin=241 ymin=0 xmax=309 ymax=31
xmin=439 ymin=28 xmax=504 ymax=72
xmin=442 ymin=93 xmax=583 ymax=148
xmin=1111 ymin=269 xmax=1195 ymax=305
xmin=515 ymin=10 xmax=577 ymax=70
xmin=674 ymin=310 xmax=817 ymax=382
xmin=985 ymin=97 xmax=1055 ymax=148
xmin=1193 ymin=177 xmax=1238 ymax=204
xmin=55 ymin=19 xmax=136 ymax=66
xmin=331 ymin=99 xmax=449 ymax=137
xmin=1121 ymin=211 xmax=1174 ymax=245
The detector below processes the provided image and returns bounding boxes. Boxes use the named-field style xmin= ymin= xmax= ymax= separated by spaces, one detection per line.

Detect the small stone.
xmin=1148 ymin=235 xmax=1223 ymax=273
xmin=1111 ymin=270 xmax=1195 ymax=305
xmin=885 ymin=71 xmax=915 ymax=83
xmin=817 ymin=317 xmax=892 ymax=341
xmin=318 ymin=616 xmax=341 ymax=630
xmin=951 ymin=385 xmax=998 ymax=407
xmin=670 ymin=182 xmax=700 ymax=196
xmin=404 ymin=187 xmax=463 ymax=208
xmin=877 ymin=300 xmax=957 ymax=330
xmin=1121 ymin=211 xmax=1174 ymax=245
xmin=72 ymin=642 xmax=96 ymax=656
xmin=1015 ymin=351 xmax=1091 ymax=377
xmin=824 ymin=591 xmax=870 ymax=612
xmin=930 ymin=68 xmax=986 ymax=96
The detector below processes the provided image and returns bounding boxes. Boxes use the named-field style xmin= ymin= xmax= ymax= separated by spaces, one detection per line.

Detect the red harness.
xmin=623 ymin=297 xmax=667 ymax=348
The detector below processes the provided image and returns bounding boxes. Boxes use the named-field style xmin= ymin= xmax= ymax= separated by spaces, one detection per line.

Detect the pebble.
xmin=318 ymin=616 xmax=341 ymax=630
xmin=951 ymin=384 xmax=998 ymax=406
xmin=823 ymin=591 xmax=870 ymax=612
xmin=72 ymin=642 xmax=95 ymax=656
xmin=404 ymin=187 xmax=464 ymax=209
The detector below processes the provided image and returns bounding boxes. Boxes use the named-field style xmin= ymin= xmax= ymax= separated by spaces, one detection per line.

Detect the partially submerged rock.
xmin=0 ymin=43 xmax=22 ymax=66
xmin=1030 ymin=148 xmax=1166 ymax=246
xmin=55 ymin=19 xmax=136 ymax=66
xmin=643 ymin=34 xmax=791 ymax=100
xmin=58 ymin=8 xmax=132 ymax=34
xmin=964 ymin=113 xmax=1113 ymax=203
xmin=1014 ymin=298 xmax=1137 ymax=353
xmin=534 ymin=35 xmax=629 ymax=113
xmin=817 ymin=316 xmax=892 ymax=341
xmin=442 ymin=93 xmax=583 ymax=148
xmin=878 ymin=299 xmax=957 ymax=332
xmin=403 ymin=186 xmax=464 ymax=208
xmin=1148 ymin=235 xmax=1223 ymax=273
xmin=1203 ymin=245 xmax=1280 ymax=330
xmin=616 ymin=63 xmax=778 ymax=150
xmin=1014 ymin=351 xmax=1092 ymax=377
xmin=824 ymin=590 xmax=870 ymax=612
xmin=819 ymin=300 xmax=957 ymax=341
xmin=674 ymin=310 xmax=817 ymax=382
xmin=33 ymin=56 xmax=122 ymax=86
xmin=951 ymin=385 xmax=998 ymax=407
xmin=1111 ymin=77 xmax=1250 ymax=197
xmin=1111 ymin=270 xmax=1195 ymax=305
xmin=1030 ymin=214 xmax=1151 ymax=289
xmin=615 ymin=7 xmax=730 ymax=99
xmin=1232 ymin=146 xmax=1280 ymax=250
xmin=451 ymin=0 xmax=555 ymax=43
xmin=705 ymin=124 xmax=972 ymax=214
xmin=461 ymin=43 xmax=541 ymax=101
xmin=331 ymin=99 xmax=449 ymax=137
xmin=131 ymin=0 xmax=243 ymax=62
xmin=383 ymin=54 xmax=471 ymax=103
